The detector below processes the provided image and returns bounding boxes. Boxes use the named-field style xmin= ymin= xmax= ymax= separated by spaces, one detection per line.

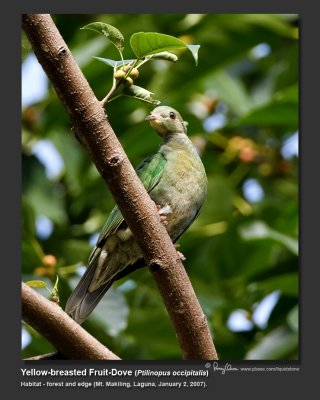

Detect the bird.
xmin=65 ymin=106 xmax=208 ymax=324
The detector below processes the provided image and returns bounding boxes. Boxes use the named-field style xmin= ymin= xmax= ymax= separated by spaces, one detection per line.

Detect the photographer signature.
xmin=212 ymin=362 xmax=239 ymax=375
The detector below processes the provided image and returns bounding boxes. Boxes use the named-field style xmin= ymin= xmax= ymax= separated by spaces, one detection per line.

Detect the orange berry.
xmin=42 ymin=254 xmax=57 ymax=268
xmin=239 ymin=147 xmax=257 ymax=163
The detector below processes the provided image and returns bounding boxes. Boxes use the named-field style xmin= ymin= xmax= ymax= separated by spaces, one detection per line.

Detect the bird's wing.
xmin=136 ymin=152 xmax=167 ymax=193
xmin=95 ymin=205 xmax=124 ymax=247
xmin=95 ymin=152 xmax=167 ymax=248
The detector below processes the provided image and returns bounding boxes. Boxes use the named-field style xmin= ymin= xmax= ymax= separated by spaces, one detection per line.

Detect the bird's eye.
xmin=169 ymin=112 xmax=176 ymax=119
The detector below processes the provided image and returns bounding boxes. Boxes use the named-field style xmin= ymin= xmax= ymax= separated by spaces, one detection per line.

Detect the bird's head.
xmin=145 ymin=106 xmax=188 ymax=138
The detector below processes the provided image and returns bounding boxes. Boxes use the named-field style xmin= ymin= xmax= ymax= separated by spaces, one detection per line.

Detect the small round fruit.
xmin=114 ymin=69 xmax=126 ymax=80
xmin=129 ymin=68 xmax=139 ymax=79
xmin=43 ymin=254 xmax=57 ymax=268
xmin=239 ymin=147 xmax=256 ymax=163
xmin=124 ymin=77 xmax=134 ymax=87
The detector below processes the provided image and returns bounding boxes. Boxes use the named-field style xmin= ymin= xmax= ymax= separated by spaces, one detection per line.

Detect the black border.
xmin=6 ymin=0 xmax=317 ymax=397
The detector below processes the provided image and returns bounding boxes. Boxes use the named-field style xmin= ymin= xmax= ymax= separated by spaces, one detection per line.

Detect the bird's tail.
xmin=65 ymin=254 xmax=113 ymax=324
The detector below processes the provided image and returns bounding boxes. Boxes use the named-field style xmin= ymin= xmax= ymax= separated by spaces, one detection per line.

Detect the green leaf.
xmin=51 ymin=275 xmax=59 ymax=301
xmin=25 ymin=280 xmax=47 ymax=288
xmin=93 ymin=57 xmax=136 ymax=68
xmin=72 ymin=36 xmax=108 ymax=68
xmin=57 ymin=239 xmax=91 ymax=266
xmin=92 ymin=288 xmax=129 ymax=337
xmin=22 ymin=197 xmax=36 ymax=239
xmin=239 ymin=103 xmax=298 ymax=128
xmin=186 ymin=44 xmax=200 ymax=65
xmin=203 ymin=71 xmax=252 ymax=116
xmin=249 ymin=273 xmax=298 ymax=297
xmin=245 ymin=326 xmax=298 ymax=360
xmin=238 ymin=84 xmax=298 ymax=127
xmin=130 ymin=32 xmax=200 ymax=65
xmin=239 ymin=221 xmax=298 ymax=255
xmin=274 ymin=84 xmax=298 ymax=104
xmin=22 ymin=155 xmax=67 ymax=225
xmin=239 ymin=14 xmax=298 ymax=38
xmin=195 ymin=176 xmax=235 ymax=224
xmin=287 ymin=305 xmax=299 ymax=333
xmin=22 ymin=239 xmax=45 ymax=274
xmin=81 ymin=22 xmax=124 ymax=52
xmin=122 ymin=85 xmax=161 ymax=105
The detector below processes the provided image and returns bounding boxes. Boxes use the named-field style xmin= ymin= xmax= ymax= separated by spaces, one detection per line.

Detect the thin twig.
xmin=24 ymin=352 xmax=66 ymax=360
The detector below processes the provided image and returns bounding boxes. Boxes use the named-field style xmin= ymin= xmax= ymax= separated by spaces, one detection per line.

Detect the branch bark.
xmin=22 ymin=14 xmax=218 ymax=360
xmin=22 ymin=283 xmax=120 ymax=360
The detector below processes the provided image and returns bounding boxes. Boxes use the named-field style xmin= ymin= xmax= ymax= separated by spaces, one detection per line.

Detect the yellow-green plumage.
xmin=65 ymin=106 xmax=207 ymax=323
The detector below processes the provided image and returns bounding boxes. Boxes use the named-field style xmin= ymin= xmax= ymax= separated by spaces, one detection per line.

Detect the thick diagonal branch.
xmin=22 ymin=283 xmax=120 ymax=360
xmin=22 ymin=14 xmax=218 ymax=360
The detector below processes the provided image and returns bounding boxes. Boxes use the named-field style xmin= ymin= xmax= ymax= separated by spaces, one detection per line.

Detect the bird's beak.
xmin=145 ymin=114 xmax=158 ymax=121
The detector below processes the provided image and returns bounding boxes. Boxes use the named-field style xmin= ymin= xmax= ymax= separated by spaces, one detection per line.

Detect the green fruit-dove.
xmin=65 ymin=106 xmax=207 ymax=324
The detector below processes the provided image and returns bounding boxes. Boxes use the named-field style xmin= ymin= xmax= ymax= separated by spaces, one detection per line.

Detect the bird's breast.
xmin=152 ymin=142 xmax=207 ymax=240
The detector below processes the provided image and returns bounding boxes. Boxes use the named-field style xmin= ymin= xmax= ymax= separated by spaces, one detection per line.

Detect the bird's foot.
xmin=156 ymin=203 xmax=172 ymax=226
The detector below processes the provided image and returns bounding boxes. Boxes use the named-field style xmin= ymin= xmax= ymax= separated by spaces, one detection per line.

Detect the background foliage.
xmin=22 ymin=14 xmax=299 ymax=360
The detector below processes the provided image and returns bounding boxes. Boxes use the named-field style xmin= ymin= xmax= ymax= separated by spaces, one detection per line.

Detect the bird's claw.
xmin=155 ymin=203 xmax=171 ymax=226
xmin=160 ymin=215 xmax=168 ymax=225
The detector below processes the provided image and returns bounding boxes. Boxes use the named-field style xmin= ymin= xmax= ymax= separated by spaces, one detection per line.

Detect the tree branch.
xmin=22 ymin=14 xmax=218 ymax=360
xmin=22 ymin=283 xmax=120 ymax=360
xmin=24 ymin=352 xmax=67 ymax=360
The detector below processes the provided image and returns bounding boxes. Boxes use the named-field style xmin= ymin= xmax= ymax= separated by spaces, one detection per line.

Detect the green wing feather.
xmin=95 ymin=152 xmax=166 ymax=248
xmin=135 ymin=152 xmax=167 ymax=193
